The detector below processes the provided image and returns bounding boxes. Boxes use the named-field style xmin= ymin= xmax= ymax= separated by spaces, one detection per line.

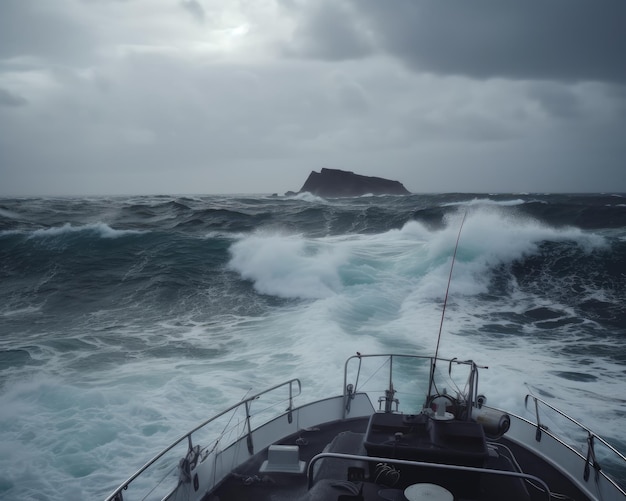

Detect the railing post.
xmin=287 ymin=381 xmax=293 ymax=424
xmin=245 ymin=400 xmax=254 ymax=454
xmin=525 ymin=394 xmax=543 ymax=442
xmin=345 ymin=383 xmax=354 ymax=416
xmin=584 ymin=433 xmax=601 ymax=482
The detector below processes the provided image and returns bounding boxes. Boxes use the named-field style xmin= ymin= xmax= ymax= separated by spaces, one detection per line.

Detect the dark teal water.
xmin=1 ymin=193 xmax=625 ymax=499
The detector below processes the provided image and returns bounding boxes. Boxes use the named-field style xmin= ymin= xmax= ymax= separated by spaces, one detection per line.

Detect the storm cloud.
xmin=1 ymin=0 xmax=625 ymax=195
xmin=349 ymin=0 xmax=626 ymax=83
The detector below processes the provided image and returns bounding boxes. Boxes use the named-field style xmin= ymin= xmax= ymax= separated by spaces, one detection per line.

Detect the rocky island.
xmin=289 ymin=168 xmax=410 ymax=197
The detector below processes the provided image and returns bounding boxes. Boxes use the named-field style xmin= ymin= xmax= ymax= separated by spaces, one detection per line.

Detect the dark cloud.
xmin=0 ymin=0 xmax=97 ymax=64
xmin=527 ymin=83 xmax=583 ymax=120
xmin=281 ymin=1 xmax=373 ymax=60
xmin=180 ymin=0 xmax=205 ymax=24
xmin=0 ymin=88 xmax=28 ymax=107
xmin=344 ymin=0 xmax=626 ymax=84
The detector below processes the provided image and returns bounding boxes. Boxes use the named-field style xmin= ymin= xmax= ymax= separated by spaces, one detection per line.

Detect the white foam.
xmin=228 ymin=231 xmax=349 ymax=299
xmin=228 ymin=207 xmax=607 ymax=304
xmin=0 ymin=208 xmax=21 ymax=220
xmin=289 ymin=192 xmax=328 ymax=203
xmin=28 ymin=223 xmax=144 ymax=239
xmin=0 ymin=305 xmax=42 ymax=317
xmin=443 ymin=197 xmax=527 ymax=207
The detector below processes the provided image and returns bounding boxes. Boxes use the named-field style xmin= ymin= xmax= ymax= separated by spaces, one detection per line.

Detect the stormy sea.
xmin=1 ymin=193 xmax=625 ymax=500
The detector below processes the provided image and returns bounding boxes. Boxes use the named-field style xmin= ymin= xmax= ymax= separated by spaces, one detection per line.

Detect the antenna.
xmin=428 ymin=210 xmax=468 ymax=396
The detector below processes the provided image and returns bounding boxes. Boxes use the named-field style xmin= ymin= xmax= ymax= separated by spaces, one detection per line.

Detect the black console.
xmin=364 ymin=412 xmax=488 ymax=465
xmin=363 ymin=412 xmax=489 ymax=494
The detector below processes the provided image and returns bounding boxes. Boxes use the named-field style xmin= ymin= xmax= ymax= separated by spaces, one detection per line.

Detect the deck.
xmin=204 ymin=415 xmax=591 ymax=501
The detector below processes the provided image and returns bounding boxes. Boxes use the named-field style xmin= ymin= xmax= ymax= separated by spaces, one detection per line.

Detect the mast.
xmin=428 ymin=210 xmax=467 ymax=397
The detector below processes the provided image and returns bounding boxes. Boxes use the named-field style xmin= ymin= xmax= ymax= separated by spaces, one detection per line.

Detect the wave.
xmin=174 ymin=208 xmax=272 ymax=232
xmin=289 ymin=192 xmax=329 ymax=203
xmin=442 ymin=197 xmax=527 ymax=207
xmin=4 ymin=193 xmax=624 ymax=238
xmin=227 ymin=208 xmax=610 ymax=301
xmin=228 ymin=231 xmax=348 ymax=299
xmin=0 ymin=349 xmax=33 ymax=369
xmin=0 ymin=305 xmax=42 ymax=318
xmin=0 ymin=207 xmax=22 ymax=220
xmin=0 ymin=223 xmax=146 ymax=240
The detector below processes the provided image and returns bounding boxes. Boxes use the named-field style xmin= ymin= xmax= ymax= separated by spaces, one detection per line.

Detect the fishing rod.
xmin=428 ymin=210 xmax=468 ymax=397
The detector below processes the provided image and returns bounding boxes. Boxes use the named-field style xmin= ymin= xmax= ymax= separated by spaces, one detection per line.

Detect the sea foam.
xmin=29 ymin=223 xmax=144 ymax=239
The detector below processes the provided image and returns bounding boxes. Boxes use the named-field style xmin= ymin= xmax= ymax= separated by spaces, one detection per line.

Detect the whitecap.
xmin=29 ymin=223 xmax=144 ymax=239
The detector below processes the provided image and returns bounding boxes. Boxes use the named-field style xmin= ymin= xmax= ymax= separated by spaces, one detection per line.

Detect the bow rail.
xmin=104 ymin=378 xmax=301 ymax=501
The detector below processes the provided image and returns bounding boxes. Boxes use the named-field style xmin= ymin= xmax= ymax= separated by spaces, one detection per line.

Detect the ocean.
xmin=1 ymin=193 xmax=625 ymax=500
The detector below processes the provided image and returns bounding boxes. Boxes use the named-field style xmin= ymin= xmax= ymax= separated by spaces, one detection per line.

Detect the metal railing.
xmin=341 ymin=353 xmax=487 ymax=418
xmin=524 ymin=393 xmax=626 ymax=492
xmin=104 ymin=378 xmax=302 ymax=501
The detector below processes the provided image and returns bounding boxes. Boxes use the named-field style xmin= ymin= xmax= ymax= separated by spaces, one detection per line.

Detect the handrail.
xmin=343 ymin=353 xmax=488 ymax=391
xmin=342 ymin=353 xmax=487 ymax=419
xmin=524 ymin=394 xmax=626 ymax=463
xmin=104 ymin=378 xmax=301 ymax=501
xmin=524 ymin=393 xmax=626 ymax=495
xmin=307 ymin=452 xmax=551 ymax=501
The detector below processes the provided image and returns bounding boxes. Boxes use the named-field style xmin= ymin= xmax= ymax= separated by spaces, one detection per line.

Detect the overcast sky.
xmin=1 ymin=0 xmax=625 ymax=196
